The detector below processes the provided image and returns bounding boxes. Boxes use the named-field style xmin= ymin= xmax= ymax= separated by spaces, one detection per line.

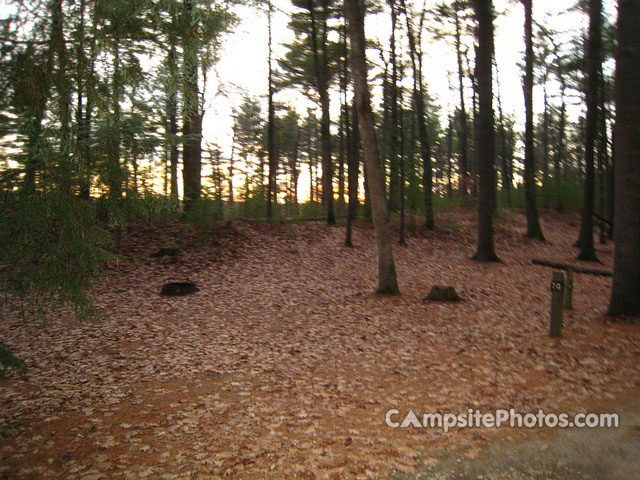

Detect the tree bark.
xmin=308 ymin=0 xmax=335 ymax=225
xmin=608 ymin=0 xmax=640 ymax=317
xmin=400 ymin=0 xmax=433 ymax=229
xmin=522 ymin=0 xmax=545 ymax=240
xmin=388 ymin=0 xmax=400 ymax=212
xmin=472 ymin=0 xmax=499 ymax=262
xmin=182 ymin=0 xmax=202 ymax=211
xmin=446 ymin=115 xmax=453 ymax=200
xmin=494 ymin=60 xmax=511 ymax=207
xmin=345 ymin=0 xmax=399 ymax=294
xmin=541 ymin=77 xmax=550 ymax=194
xmin=577 ymin=0 xmax=602 ymax=261
xmin=338 ymin=25 xmax=348 ymax=208
xmin=554 ymin=73 xmax=567 ymax=210
xmin=267 ymin=0 xmax=277 ymax=219
xmin=454 ymin=6 xmax=470 ymax=196
xmin=167 ymin=34 xmax=179 ymax=201
xmin=345 ymin=96 xmax=359 ymax=247
xmin=398 ymin=63 xmax=406 ymax=245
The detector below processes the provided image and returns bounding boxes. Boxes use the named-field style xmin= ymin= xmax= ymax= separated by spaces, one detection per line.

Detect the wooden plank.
xmin=549 ymin=271 xmax=564 ymax=337
xmin=532 ymin=258 xmax=612 ymax=277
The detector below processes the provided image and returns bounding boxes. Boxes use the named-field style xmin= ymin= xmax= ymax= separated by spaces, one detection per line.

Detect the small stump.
xmin=151 ymin=247 xmax=182 ymax=258
xmin=425 ymin=285 xmax=462 ymax=302
xmin=160 ymin=278 xmax=198 ymax=296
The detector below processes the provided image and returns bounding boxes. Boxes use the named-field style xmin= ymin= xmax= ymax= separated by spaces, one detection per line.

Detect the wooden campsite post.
xmin=563 ymin=267 xmax=573 ymax=309
xmin=549 ymin=271 xmax=564 ymax=337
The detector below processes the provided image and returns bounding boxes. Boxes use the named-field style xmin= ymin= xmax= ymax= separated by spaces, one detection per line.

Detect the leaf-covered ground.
xmin=1 ymin=209 xmax=639 ymax=479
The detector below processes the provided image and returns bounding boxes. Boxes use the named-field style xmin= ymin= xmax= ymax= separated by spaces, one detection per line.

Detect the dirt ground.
xmin=1 ymin=209 xmax=639 ymax=479
xmin=393 ymin=391 xmax=640 ymax=480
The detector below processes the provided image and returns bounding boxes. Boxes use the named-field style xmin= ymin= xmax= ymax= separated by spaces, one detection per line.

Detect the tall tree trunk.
xmin=338 ymin=26 xmax=348 ymax=208
xmin=182 ymin=0 xmax=202 ymax=211
xmin=345 ymin=0 xmax=399 ymax=294
xmin=608 ymin=0 xmax=640 ymax=317
xmin=345 ymin=96 xmax=359 ymax=247
xmin=554 ymin=75 xmax=567 ymax=210
xmin=522 ymin=0 xmax=545 ymax=240
xmin=308 ymin=0 xmax=335 ymax=224
xmin=398 ymin=64 xmax=406 ymax=245
xmin=307 ymin=113 xmax=315 ymax=204
xmin=167 ymin=34 xmax=179 ymax=201
xmin=400 ymin=0 xmax=433 ymax=229
xmin=494 ymin=59 xmax=510 ymax=207
xmin=577 ymin=0 xmax=602 ymax=261
xmin=267 ymin=0 xmax=276 ymax=219
xmin=229 ymin=127 xmax=236 ymax=205
xmin=541 ymin=77 xmax=550 ymax=194
xmin=467 ymin=47 xmax=479 ymax=198
xmin=606 ymin=125 xmax=615 ymax=239
xmin=596 ymin=63 xmax=608 ymax=243
xmin=444 ymin=116 xmax=451 ymax=199
xmin=454 ymin=6 xmax=470 ymax=196
xmin=292 ymin=126 xmax=301 ymax=210
xmin=472 ymin=0 xmax=499 ymax=262
xmin=388 ymin=0 xmax=400 ymax=212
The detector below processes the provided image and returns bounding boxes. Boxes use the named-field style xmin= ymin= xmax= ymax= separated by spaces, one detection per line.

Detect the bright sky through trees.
xmin=204 ymin=0 xmax=615 ymax=199
xmin=0 ymin=0 xmax=616 ymax=200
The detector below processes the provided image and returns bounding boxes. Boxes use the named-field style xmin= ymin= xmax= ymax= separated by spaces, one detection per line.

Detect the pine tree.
xmin=345 ymin=0 xmax=399 ymax=294
xmin=608 ymin=0 xmax=640 ymax=317
xmin=471 ymin=0 xmax=499 ymax=262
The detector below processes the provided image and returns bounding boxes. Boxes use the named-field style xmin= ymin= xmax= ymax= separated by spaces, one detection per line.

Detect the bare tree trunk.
xmin=541 ymin=77 xmax=550 ymax=194
xmin=338 ymin=25 xmax=348 ymax=208
xmin=182 ymin=0 xmax=202 ymax=211
xmin=345 ymin=0 xmax=399 ymax=294
xmin=472 ymin=0 xmax=499 ymax=262
xmin=577 ymin=0 xmax=602 ymax=261
xmin=454 ymin=6 xmax=470 ymax=196
xmin=267 ymin=0 xmax=277 ymax=219
xmin=494 ymin=59 xmax=510 ymax=207
xmin=467 ymin=47 xmax=478 ymax=198
xmin=167 ymin=34 xmax=179 ymax=201
xmin=292 ymin=126 xmax=301 ymax=210
xmin=446 ymin=115 xmax=453 ymax=200
xmin=522 ymin=0 xmax=545 ymax=240
xmin=399 ymin=63 xmax=406 ymax=245
xmin=400 ymin=0 xmax=433 ymax=230
xmin=388 ymin=0 xmax=400 ymax=212
xmin=308 ymin=0 xmax=335 ymax=225
xmin=229 ymin=127 xmax=236 ymax=205
xmin=608 ymin=0 xmax=640 ymax=317
xmin=345 ymin=96 xmax=359 ymax=247
xmin=597 ymin=63 xmax=608 ymax=243
xmin=555 ymin=75 xmax=567 ymax=210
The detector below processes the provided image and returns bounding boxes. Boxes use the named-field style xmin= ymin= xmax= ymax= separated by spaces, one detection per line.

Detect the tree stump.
xmin=425 ymin=286 xmax=462 ymax=302
xmin=160 ymin=278 xmax=198 ymax=296
xmin=151 ymin=247 xmax=182 ymax=258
